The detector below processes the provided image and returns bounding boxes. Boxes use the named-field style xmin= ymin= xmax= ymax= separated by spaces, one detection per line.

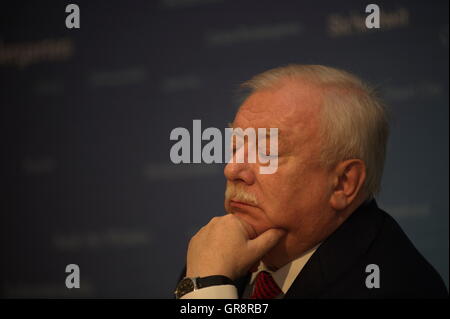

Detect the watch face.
xmin=175 ymin=278 xmax=195 ymax=298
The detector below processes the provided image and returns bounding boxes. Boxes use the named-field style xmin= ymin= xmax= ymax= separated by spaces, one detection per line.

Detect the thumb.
xmin=248 ymin=228 xmax=286 ymax=257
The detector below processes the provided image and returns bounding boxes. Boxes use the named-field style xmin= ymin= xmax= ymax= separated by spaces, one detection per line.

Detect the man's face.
xmin=224 ymin=81 xmax=334 ymax=256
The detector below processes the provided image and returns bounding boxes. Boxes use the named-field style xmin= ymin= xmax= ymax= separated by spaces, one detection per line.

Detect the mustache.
xmin=225 ymin=183 xmax=258 ymax=206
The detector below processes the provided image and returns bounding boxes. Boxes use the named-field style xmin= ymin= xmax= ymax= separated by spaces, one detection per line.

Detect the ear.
xmin=329 ymin=159 xmax=367 ymax=211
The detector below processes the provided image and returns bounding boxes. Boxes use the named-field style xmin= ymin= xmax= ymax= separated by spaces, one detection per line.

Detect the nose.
xmin=224 ymin=160 xmax=256 ymax=185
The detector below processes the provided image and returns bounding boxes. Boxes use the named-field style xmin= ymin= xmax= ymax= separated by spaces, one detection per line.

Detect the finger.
xmin=248 ymin=228 xmax=286 ymax=257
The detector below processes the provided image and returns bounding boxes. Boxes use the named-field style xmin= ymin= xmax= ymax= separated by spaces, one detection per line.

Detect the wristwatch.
xmin=174 ymin=275 xmax=235 ymax=299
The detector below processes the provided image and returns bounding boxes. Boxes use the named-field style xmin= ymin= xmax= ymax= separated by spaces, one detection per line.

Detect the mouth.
xmin=229 ymin=199 xmax=258 ymax=208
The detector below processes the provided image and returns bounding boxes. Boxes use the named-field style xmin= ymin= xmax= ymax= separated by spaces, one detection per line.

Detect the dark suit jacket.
xmin=178 ymin=200 xmax=448 ymax=298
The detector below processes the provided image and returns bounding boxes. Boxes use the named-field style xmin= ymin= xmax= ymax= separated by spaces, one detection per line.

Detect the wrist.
xmin=186 ymin=268 xmax=235 ymax=280
xmin=175 ymin=275 xmax=235 ymax=299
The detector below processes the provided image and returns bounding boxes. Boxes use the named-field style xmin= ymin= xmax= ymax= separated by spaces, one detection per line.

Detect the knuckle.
xmin=189 ymin=233 xmax=198 ymax=243
xmin=222 ymin=213 xmax=235 ymax=222
xmin=209 ymin=216 xmax=225 ymax=225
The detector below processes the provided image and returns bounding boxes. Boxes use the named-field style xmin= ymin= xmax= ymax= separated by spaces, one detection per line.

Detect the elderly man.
xmin=174 ymin=65 xmax=447 ymax=299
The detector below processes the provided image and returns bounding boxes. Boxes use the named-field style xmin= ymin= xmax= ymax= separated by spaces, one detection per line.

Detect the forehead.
xmin=232 ymin=80 xmax=323 ymax=145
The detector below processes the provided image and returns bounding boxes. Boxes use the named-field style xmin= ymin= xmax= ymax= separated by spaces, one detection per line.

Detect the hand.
xmin=186 ymin=214 xmax=286 ymax=280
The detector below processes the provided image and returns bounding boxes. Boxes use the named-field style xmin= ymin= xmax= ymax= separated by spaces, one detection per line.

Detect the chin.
xmin=234 ymin=212 xmax=272 ymax=236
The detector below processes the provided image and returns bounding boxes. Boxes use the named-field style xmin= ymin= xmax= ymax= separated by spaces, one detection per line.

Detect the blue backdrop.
xmin=1 ymin=0 xmax=448 ymax=297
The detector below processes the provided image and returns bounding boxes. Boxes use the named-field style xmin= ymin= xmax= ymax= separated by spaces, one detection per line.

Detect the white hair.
xmin=240 ymin=64 xmax=389 ymax=196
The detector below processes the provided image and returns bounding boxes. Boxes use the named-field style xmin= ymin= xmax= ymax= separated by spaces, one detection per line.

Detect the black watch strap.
xmin=196 ymin=275 xmax=235 ymax=289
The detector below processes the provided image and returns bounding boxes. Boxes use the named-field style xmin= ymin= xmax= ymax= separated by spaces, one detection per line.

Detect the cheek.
xmin=259 ymin=177 xmax=299 ymax=228
xmin=259 ymin=165 xmax=330 ymax=229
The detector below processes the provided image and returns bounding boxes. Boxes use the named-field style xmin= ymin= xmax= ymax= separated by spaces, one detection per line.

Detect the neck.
xmin=262 ymin=197 xmax=371 ymax=270
xmin=262 ymin=235 xmax=322 ymax=270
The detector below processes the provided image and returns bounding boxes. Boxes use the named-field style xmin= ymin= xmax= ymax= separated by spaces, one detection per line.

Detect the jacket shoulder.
xmin=363 ymin=208 xmax=448 ymax=298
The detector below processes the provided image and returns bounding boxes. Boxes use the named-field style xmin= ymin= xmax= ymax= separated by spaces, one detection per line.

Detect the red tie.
xmin=250 ymin=271 xmax=282 ymax=299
